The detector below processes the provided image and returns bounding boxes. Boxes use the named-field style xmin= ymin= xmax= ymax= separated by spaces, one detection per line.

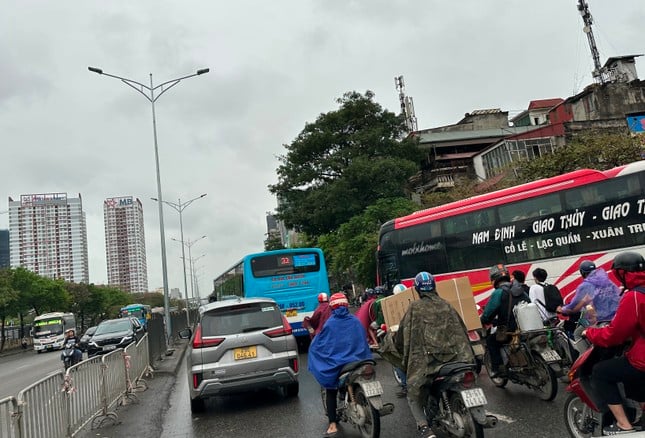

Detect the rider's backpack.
xmin=541 ymin=283 xmax=563 ymax=313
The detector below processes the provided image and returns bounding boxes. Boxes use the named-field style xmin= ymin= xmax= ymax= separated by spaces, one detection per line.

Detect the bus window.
xmin=499 ymin=193 xmax=562 ymax=224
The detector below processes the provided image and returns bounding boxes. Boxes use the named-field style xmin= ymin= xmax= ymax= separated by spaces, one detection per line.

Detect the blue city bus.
xmin=211 ymin=248 xmax=330 ymax=337
xmin=119 ymin=303 xmax=151 ymax=327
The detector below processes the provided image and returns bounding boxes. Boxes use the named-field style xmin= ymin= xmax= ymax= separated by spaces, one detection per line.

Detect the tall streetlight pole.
xmin=89 ymin=66 xmax=209 ymax=347
xmin=152 ymin=194 xmax=207 ymax=324
xmin=174 ymin=236 xmax=207 ymax=303
xmin=190 ymin=254 xmax=207 ymax=301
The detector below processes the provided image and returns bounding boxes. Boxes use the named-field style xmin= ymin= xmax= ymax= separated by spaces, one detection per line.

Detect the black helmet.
xmin=489 ymin=263 xmax=510 ymax=285
xmin=579 ymin=260 xmax=596 ymax=277
xmin=611 ymin=252 xmax=645 ymax=272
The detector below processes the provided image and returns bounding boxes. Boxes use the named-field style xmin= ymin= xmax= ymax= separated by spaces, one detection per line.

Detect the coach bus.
xmin=377 ymin=160 xmax=645 ymax=305
xmin=119 ymin=303 xmax=151 ymax=327
xmin=211 ymin=248 xmax=331 ymax=337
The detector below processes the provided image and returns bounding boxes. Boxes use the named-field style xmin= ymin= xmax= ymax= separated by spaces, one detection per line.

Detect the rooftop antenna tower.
xmin=577 ymin=0 xmax=606 ymax=84
xmin=395 ymin=75 xmax=418 ymax=132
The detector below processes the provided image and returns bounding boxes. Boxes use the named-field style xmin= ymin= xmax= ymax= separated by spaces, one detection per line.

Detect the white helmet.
xmin=393 ymin=284 xmax=407 ymax=294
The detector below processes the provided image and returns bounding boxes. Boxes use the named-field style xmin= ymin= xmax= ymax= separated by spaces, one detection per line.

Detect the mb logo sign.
xmin=105 ymin=197 xmax=134 ymax=208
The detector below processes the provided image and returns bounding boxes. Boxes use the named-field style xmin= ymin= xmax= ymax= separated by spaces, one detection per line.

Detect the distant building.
xmin=0 ymin=229 xmax=9 ymax=268
xmin=8 ymin=193 xmax=89 ymax=283
xmin=104 ymin=196 xmax=148 ymax=294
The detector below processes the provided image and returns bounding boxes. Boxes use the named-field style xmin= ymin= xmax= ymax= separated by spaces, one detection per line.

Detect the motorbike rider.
xmin=393 ymin=271 xmax=474 ymax=438
xmin=308 ymin=292 xmax=373 ymax=438
xmin=558 ymin=260 xmax=621 ymax=340
xmin=480 ymin=264 xmax=530 ymax=378
xmin=355 ymin=287 xmax=379 ymax=348
xmin=582 ymin=251 xmax=645 ymax=435
xmin=61 ymin=328 xmax=82 ymax=364
xmin=305 ymin=292 xmax=332 ymax=338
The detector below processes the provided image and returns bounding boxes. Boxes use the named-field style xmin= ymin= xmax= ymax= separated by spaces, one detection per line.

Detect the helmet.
xmin=414 ymin=271 xmax=435 ymax=293
xmin=374 ymin=286 xmax=385 ymax=295
xmin=65 ymin=329 xmax=75 ymax=336
xmin=329 ymin=292 xmax=349 ymax=309
xmin=317 ymin=292 xmax=328 ymax=303
xmin=392 ymin=284 xmax=407 ymax=294
xmin=489 ymin=263 xmax=510 ymax=285
xmin=365 ymin=288 xmax=375 ymax=297
xmin=579 ymin=260 xmax=596 ymax=278
xmin=612 ymin=252 xmax=645 ymax=272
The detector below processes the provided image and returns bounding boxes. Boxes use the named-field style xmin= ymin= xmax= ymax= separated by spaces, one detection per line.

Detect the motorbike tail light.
xmin=360 ymin=364 xmax=375 ymax=379
xmin=467 ymin=330 xmax=480 ymax=341
xmin=461 ymin=371 xmax=476 ymax=388
xmin=193 ymin=372 xmax=203 ymax=389
xmin=192 ymin=324 xmax=224 ymax=349
xmin=290 ymin=358 xmax=299 ymax=373
xmin=263 ymin=315 xmax=293 ymax=338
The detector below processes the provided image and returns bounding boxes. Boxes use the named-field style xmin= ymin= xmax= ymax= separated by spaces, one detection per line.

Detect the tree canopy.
xmin=269 ymin=91 xmax=422 ymax=237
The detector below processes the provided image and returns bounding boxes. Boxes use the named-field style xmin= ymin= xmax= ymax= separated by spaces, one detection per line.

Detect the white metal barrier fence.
xmin=0 ymin=396 xmax=20 ymax=438
xmin=9 ymin=333 xmax=151 ymax=438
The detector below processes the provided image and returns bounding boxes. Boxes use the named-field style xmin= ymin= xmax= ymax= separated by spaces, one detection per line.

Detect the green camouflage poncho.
xmin=380 ymin=292 xmax=475 ymax=401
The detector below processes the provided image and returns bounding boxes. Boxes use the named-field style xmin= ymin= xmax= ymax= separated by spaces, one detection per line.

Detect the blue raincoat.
xmin=308 ymin=306 xmax=372 ymax=389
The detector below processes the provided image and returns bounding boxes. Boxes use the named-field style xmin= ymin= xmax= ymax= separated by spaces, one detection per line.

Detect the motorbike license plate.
xmin=461 ymin=388 xmax=487 ymax=408
xmin=541 ymin=349 xmax=560 ymax=362
xmin=234 ymin=346 xmax=257 ymax=360
xmin=361 ymin=381 xmax=383 ymax=397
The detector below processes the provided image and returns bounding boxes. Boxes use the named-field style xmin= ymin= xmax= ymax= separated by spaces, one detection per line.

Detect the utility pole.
xmin=577 ymin=0 xmax=606 ymax=84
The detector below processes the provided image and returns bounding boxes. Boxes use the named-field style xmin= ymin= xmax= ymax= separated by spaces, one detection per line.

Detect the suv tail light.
xmin=263 ymin=315 xmax=293 ymax=338
xmin=192 ymin=324 xmax=224 ymax=349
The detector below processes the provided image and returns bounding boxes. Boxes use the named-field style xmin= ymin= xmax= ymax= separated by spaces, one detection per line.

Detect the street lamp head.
xmin=88 ymin=66 xmax=103 ymax=74
xmin=196 ymin=68 xmax=210 ymax=75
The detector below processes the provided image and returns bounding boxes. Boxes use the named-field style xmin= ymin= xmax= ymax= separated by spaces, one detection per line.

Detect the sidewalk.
xmin=75 ymin=338 xmax=189 ymax=438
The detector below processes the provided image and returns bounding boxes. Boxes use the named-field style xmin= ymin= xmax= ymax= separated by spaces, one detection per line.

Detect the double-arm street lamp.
xmin=89 ymin=66 xmax=209 ymax=346
xmin=155 ymin=194 xmax=207 ymax=324
xmin=189 ymin=253 xmax=207 ymax=301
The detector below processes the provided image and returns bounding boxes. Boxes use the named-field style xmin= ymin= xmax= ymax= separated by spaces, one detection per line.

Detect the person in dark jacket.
xmin=308 ymin=292 xmax=372 ymax=437
xmin=583 ymin=252 xmax=645 ymax=435
xmin=305 ymin=292 xmax=332 ymax=338
xmin=480 ymin=264 xmax=530 ymax=377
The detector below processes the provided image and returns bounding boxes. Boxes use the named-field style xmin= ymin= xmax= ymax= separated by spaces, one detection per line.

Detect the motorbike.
xmin=544 ymin=316 xmax=579 ymax=379
xmin=483 ymin=328 xmax=561 ymax=401
xmin=321 ymin=359 xmax=394 ymax=438
xmin=424 ymin=361 xmax=497 ymax=438
xmin=564 ymin=337 xmax=643 ymax=436
xmin=62 ymin=339 xmax=81 ymax=370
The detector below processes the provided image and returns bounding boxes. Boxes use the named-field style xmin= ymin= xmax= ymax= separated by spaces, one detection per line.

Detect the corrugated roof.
xmin=528 ymin=98 xmax=564 ymax=110
xmin=467 ymin=109 xmax=503 ymax=115
xmin=416 ymin=125 xmax=541 ymax=143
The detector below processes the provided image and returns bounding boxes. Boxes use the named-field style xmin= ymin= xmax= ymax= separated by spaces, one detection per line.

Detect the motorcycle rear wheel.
xmin=449 ymin=392 xmax=484 ymax=438
xmin=354 ymin=386 xmax=381 ymax=438
xmin=483 ymin=351 xmax=508 ymax=388
xmin=563 ymin=393 xmax=593 ymax=438
xmin=532 ymin=353 xmax=558 ymax=401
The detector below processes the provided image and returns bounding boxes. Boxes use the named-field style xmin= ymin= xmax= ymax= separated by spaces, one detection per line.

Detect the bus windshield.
xmin=33 ymin=319 xmax=64 ymax=337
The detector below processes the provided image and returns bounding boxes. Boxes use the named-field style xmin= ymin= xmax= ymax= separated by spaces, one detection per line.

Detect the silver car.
xmin=180 ymin=297 xmax=299 ymax=412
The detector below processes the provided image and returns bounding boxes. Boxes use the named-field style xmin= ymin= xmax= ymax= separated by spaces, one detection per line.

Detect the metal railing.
xmin=9 ymin=333 xmax=152 ymax=438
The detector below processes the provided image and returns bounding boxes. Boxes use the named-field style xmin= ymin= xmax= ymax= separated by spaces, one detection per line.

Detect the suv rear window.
xmin=201 ymin=303 xmax=282 ymax=336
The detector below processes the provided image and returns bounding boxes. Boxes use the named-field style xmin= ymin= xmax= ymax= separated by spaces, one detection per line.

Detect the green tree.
xmin=515 ymin=131 xmax=643 ymax=183
xmin=264 ymin=234 xmax=285 ymax=251
xmin=318 ymin=197 xmax=418 ymax=288
xmin=270 ymin=91 xmax=422 ymax=237
xmin=11 ymin=268 xmax=70 ymax=316
xmin=0 ymin=269 xmax=19 ymax=351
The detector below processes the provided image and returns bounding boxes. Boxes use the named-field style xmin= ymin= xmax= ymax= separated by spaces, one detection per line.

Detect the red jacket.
xmin=586 ymin=290 xmax=645 ymax=371
xmin=308 ymin=302 xmax=332 ymax=336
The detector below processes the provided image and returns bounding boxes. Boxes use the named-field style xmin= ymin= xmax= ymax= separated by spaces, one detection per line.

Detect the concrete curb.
xmin=150 ymin=339 xmax=188 ymax=376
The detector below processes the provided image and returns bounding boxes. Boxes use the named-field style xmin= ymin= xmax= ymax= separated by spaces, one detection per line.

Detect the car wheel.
xmin=190 ymin=396 xmax=205 ymax=413
xmin=284 ymin=382 xmax=299 ymax=398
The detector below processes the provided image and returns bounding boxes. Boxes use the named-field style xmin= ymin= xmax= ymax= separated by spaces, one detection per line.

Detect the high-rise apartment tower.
xmin=8 ymin=193 xmax=89 ymax=283
xmin=103 ymin=196 xmax=148 ymax=293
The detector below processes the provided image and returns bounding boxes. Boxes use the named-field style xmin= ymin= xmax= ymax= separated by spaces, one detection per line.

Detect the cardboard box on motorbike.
xmin=380 ymin=277 xmax=481 ymax=331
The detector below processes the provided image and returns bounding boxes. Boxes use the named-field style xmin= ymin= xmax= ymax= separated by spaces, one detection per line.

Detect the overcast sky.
xmin=1 ymin=1 xmax=643 ymax=298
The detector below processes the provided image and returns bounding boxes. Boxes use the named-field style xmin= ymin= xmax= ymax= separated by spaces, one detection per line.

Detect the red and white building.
xmin=8 ymin=193 xmax=89 ymax=283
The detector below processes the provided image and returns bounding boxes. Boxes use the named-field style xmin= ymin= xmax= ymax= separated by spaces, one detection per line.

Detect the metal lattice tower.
xmin=577 ymin=0 xmax=606 ymax=84
xmin=394 ymin=75 xmax=418 ymax=132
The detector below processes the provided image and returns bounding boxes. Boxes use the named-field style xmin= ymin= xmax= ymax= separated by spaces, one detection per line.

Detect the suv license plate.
xmin=541 ymin=349 xmax=560 ymax=362
xmin=234 ymin=346 xmax=257 ymax=360
xmin=361 ymin=381 xmax=383 ymax=397
xmin=461 ymin=388 xmax=487 ymax=408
